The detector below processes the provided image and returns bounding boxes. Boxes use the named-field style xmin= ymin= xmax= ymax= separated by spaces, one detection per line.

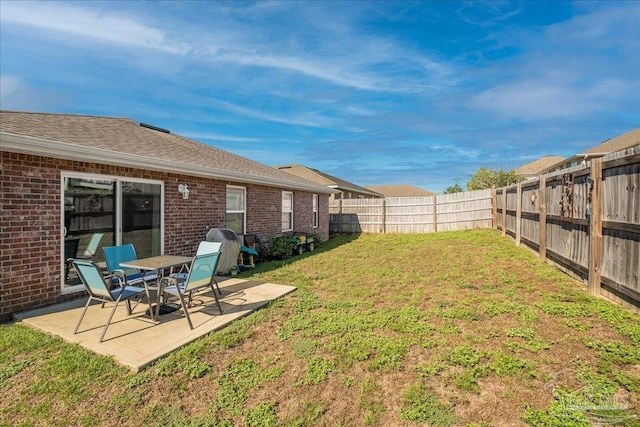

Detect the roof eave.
xmin=332 ymin=184 xmax=383 ymax=197
xmin=1 ymin=132 xmax=335 ymax=194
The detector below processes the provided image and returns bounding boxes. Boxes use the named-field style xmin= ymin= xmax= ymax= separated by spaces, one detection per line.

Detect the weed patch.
xmin=244 ymin=401 xmax=277 ymax=427
xmin=359 ymin=375 xmax=386 ymax=425
xmin=448 ymin=345 xmax=485 ymax=368
xmin=213 ymin=359 xmax=284 ymax=417
xmin=299 ymin=356 xmax=334 ymax=385
xmin=489 ymin=352 xmax=531 ymax=376
xmin=400 ymin=381 xmax=457 ymax=425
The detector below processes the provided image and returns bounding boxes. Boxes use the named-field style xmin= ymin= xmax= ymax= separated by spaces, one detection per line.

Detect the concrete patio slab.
xmin=14 ymin=278 xmax=296 ymax=372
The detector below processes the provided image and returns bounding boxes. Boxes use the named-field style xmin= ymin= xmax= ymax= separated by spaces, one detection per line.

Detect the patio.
xmin=14 ymin=277 xmax=296 ymax=372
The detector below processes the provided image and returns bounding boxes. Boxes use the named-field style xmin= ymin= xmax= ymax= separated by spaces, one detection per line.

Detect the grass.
xmin=1 ymin=229 xmax=639 ymax=426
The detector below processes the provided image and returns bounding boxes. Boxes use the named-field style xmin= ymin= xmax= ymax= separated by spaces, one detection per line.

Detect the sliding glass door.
xmin=121 ymin=181 xmax=162 ymax=259
xmin=62 ymin=173 xmax=163 ymax=291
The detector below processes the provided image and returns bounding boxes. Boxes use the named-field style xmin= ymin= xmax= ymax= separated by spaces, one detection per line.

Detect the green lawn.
xmin=2 ymin=229 xmax=639 ymax=426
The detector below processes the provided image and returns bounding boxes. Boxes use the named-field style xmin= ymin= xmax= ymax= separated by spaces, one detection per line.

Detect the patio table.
xmin=119 ymin=255 xmax=192 ymax=320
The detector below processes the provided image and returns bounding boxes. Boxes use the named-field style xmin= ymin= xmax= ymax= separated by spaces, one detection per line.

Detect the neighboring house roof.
xmin=581 ymin=127 xmax=640 ymax=155
xmin=276 ymin=164 xmax=383 ymax=197
xmin=515 ymin=156 xmax=566 ymax=177
xmin=541 ymin=128 xmax=640 ymax=174
xmin=365 ymin=184 xmax=435 ymax=197
xmin=0 ymin=111 xmax=334 ymax=194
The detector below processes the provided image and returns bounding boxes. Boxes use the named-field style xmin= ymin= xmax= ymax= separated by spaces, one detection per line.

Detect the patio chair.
xmin=160 ymin=251 xmax=223 ymax=329
xmin=76 ymin=233 xmax=105 ymax=260
xmin=72 ymin=259 xmax=152 ymax=342
xmin=197 ymin=241 xmax=223 ymax=255
xmin=102 ymin=244 xmax=157 ymax=287
xmin=171 ymin=241 xmax=223 ymax=294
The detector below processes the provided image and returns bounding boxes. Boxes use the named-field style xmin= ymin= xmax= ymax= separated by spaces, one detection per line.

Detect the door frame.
xmin=60 ymin=171 xmax=165 ymax=294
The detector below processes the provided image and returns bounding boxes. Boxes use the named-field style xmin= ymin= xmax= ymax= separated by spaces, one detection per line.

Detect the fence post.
xmin=539 ymin=176 xmax=547 ymax=260
xmin=501 ymin=188 xmax=507 ymax=237
xmin=515 ymin=183 xmax=522 ymax=246
xmin=381 ymin=198 xmax=386 ymax=233
xmin=492 ymin=187 xmax=497 ymax=229
xmin=337 ymin=199 xmax=343 ymax=234
xmin=588 ymin=158 xmax=603 ymax=296
xmin=433 ymin=194 xmax=438 ymax=233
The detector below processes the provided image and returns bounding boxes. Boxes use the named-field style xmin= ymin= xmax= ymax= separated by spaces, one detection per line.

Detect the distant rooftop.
xmin=365 ymin=184 xmax=435 ymax=197
xmin=581 ymin=128 xmax=640 ymax=155
xmin=276 ymin=164 xmax=382 ymax=197
xmin=515 ymin=156 xmax=566 ymax=177
xmin=540 ymin=127 xmax=640 ymax=174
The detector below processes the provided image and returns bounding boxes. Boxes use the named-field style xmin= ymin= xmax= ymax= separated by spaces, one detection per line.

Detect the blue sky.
xmin=1 ymin=1 xmax=638 ymax=193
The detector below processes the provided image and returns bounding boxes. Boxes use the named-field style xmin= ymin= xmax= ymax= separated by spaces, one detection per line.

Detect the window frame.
xmin=226 ymin=185 xmax=246 ymax=235
xmin=312 ymin=194 xmax=319 ymax=228
xmin=282 ymin=191 xmax=294 ymax=231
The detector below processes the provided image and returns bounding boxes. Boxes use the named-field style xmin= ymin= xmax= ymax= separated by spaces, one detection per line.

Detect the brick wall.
xmin=0 ymin=152 xmax=329 ymax=321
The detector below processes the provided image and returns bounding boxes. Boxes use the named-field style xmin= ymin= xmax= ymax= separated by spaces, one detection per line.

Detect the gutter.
xmin=1 ymin=132 xmax=337 ymax=195
xmin=328 ymin=184 xmax=383 ymax=198
xmin=577 ymin=152 xmax=608 ymax=158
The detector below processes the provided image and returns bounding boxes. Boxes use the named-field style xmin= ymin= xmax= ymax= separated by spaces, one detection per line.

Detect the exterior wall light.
xmin=178 ymin=184 xmax=189 ymax=199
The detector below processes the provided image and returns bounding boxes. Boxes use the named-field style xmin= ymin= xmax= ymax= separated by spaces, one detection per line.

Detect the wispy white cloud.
xmin=0 ymin=73 xmax=73 ymax=110
xmin=206 ymin=97 xmax=339 ymax=129
xmin=213 ymin=51 xmax=386 ymax=92
xmin=0 ymin=1 xmax=187 ymax=54
xmin=427 ymin=144 xmax=482 ymax=160
xmin=469 ymin=78 xmax=629 ymax=120
xmin=1 ymin=1 xmax=456 ymax=94
xmin=454 ymin=1 xmax=523 ymax=28
xmin=183 ymin=132 xmax=263 ymax=144
xmin=0 ymin=74 xmax=23 ymax=101
xmin=465 ymin=2 xmax=639 ymax=123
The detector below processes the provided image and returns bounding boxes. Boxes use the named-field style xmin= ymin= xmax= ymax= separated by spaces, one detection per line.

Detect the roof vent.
xmin=139 ymin=122 xmax=170 ymax=134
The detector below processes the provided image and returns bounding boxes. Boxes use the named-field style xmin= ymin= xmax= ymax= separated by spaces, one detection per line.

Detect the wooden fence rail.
xmin=495 ymin=145 xmax=639 ymax=311
xmin=329 ymin=189 xmax=493 ymax=234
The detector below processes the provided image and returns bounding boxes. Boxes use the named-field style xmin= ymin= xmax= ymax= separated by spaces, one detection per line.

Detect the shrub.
xmin=268 ymin=236 xmax=296 ymax=259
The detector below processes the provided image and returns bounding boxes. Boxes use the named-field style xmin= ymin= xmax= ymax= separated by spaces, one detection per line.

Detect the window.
xmin=226 ymin=186 xmax=246 ymax=235
xmin=312 ymin=194 xmax=319 ymax=228
xmin=282 ymin=191 xmax=293 ymax=231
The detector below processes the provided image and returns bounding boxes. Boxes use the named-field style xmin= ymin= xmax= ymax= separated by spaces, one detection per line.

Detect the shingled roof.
xmin=581 ymin=128 xmax=640 ymax=155
xmin=540 ymin=127 xmax=640 ymax=174
xmin=0 ymin=111 xmax=333 ymax=193
xmin=515 ymin=156 xmax=566 ymax=177
xmin=365 ymin=184 xmax=435 ymax=197
xmin=276 ymin=164 xmax=383 ymax=197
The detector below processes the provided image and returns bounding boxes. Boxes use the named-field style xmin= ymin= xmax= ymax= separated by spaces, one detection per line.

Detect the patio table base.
xmin=146 ymin=303 xmax=179 ymax=316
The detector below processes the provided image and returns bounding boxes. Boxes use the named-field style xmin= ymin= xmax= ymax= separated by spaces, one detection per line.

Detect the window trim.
xmin=312 ymin=194 xmax=319 ymax=228
xmin=226 ymin=185 xmax=246 ymax=235
xmin=282 ymin=191 xmax=294 ymax=231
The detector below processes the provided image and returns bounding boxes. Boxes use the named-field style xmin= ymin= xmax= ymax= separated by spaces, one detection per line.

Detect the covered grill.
xmin=205 ymin=228 xmax=241 ymax=274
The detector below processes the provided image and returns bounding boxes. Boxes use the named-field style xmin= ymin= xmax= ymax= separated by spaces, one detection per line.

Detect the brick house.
xmin=0 ymin=111 xmax=334 ymax=320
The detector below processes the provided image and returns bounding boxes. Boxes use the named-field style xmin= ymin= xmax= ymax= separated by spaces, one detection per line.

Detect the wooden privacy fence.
xmin=329 ymin=189 xmax=493 ymax=234
xmin=495 ymin=145 xmax=639 ymax=310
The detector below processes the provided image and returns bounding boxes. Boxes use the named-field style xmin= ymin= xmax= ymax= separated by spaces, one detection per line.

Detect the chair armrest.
xmin=170 ymin=263 xmax=189 ymax=276
xmin=103 ymin=273 xmax=123 ymax=287
xmin=160 ymin=276 xmax=178 ymax=287
xmin=110 ymin=269 xmax=127 ymax=286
